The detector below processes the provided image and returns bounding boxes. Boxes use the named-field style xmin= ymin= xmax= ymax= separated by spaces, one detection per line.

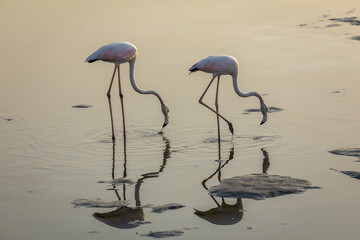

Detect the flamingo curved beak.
xmin=260 ymin=114 xmax=267 ymax=125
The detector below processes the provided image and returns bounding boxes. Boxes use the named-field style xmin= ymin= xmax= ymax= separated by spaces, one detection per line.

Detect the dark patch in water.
xmin=329 ymin=148 xmax=360 ymax=161
xmin=209 ymin=173 xmax=320 ymax=200
xmin=72 ymin=104 xmax=93 ymax=108
xmin=130 ymin=220 xmax=152 ymax=226
xmin=235 ymin=135 xmax=278 ymax=143
xmin=350 ymin=36 xmax=360 ymax=41
xmin=329 ymin=17 xmax=360 ymax=26
xmin=140 ymin=230 xmax=184 ymax=238
xmin=203 ymin=138 xmax=231 ymax=144
xmin=98 ymin=177 xmax=136 ymax=185
xmin=298 ymin=24 xmax=307 ymax=27
xmin=140 ymin=228 xmax=197 ymax=238
xmin=326 ymin=24 xmax=342 ymax=27
xmin=252 ymin=136 xmax=277 ymax=142
xmin=2 ymin=117 xmax=14 ymax=121
xmin=331 ymin=168 xmax=360 ymax=180
xmin=71 ymin=198 xmax=128 ymax=208
xmin=330 ymin=89 xmax=346 ymax=95
xmin=151 ymin=203 xmax=185 ymax=213
xmin=98 ymin=139 xmax=113 ymax=143
xmin=243 ymin=106 xmax=284 ymax=114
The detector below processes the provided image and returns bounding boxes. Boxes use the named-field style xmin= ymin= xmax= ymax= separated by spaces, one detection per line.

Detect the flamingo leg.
xmin=199 ymin=76 xmax=234 ymax=135
xmin=215 ymin=76 xmax=221 ymax=141
xmin=122 ymin=137 xmax=127 ymax=200
xmin=111 ymin=142 xmax=121 ymax=200
xmin=107 ymin=66 xmax=117 ymax=97
xmin=117 ymin=65 xmax=126 ymax=140
xmin=107 ymin=66 xmax=117 ymax=141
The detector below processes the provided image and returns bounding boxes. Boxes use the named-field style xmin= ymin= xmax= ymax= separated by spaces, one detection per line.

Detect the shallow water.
xmin=1 ymin=0 xmax=360 ymax=239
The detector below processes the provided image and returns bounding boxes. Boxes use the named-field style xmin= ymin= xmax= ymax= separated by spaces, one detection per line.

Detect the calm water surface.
xmin=0 ymin=0 xmax=360 ymax=239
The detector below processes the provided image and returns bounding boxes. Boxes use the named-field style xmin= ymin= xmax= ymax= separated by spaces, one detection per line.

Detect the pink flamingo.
xmin=189 ymin=55 xmax=268 ymax=140
xmin=86 ymin=42 xmax=169 ymax=141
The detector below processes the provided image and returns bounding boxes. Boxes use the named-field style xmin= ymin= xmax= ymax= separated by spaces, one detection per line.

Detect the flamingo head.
xmin=260 ymin=102 xmax=268 ymax=125
xmin=161 ymin=103 xmax=170 ymax=128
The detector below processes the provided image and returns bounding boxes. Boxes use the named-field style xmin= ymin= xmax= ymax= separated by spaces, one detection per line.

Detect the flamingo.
xmin=86 ymin=42 xmax=169 ymax=140
xmin=189 ymin=55 xmax=268 ymax=140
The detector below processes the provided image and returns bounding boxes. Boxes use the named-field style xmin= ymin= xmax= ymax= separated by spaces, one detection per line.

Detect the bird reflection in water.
xmin=261 ymin=148 xmax=270 ymax=174
xmin=194 ymin=143 xmax=270 ymax=225
xmin=93 ymin=135 xmax=171 ymax=229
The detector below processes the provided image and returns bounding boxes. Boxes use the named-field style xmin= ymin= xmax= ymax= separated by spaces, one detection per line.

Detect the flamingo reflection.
xmin=194 ymin=142 xmax=244 ymax=225
xmin=195 ymin=144 xmax=270 ymax=225
xmin=261 ymin=148 xmax=270 ymax=174
xmin=93 ymin=136 xmax=171 ymax=229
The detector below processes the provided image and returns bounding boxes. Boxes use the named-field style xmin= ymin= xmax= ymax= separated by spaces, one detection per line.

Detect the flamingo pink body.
xmin=189 ymin=55 xmax=238 ymax=76
xmin=86 ymin=42 xmax=138 ymax=65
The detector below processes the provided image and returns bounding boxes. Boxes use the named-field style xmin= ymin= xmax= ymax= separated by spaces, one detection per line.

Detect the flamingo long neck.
xmin=232 ymin=74 xmax=265 ymax=104
xmin=129 ymin=58 xmax=165 ymax=105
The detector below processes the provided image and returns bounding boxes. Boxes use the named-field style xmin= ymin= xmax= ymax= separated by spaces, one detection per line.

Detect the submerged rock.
xmin=209 ymin=173 xmax=319 ymax=200
xmin=71 ymin=198 xmax=128 ymax=208
xmin=151 ymin=203 xmax=185 ymax=213
xmin=331 ymin=168 xmax=360 ymax=180
xmin=329 ymin=148 xmax=360 ymax=161
xmin=72 ymin=104 xmax=93 ymax=108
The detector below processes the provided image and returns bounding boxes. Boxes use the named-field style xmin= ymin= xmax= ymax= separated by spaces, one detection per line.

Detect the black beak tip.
xmin=260 ymin=121 xmax=265 ymax=125
xmin=162 ymin=122 xmax=168 ymax=128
